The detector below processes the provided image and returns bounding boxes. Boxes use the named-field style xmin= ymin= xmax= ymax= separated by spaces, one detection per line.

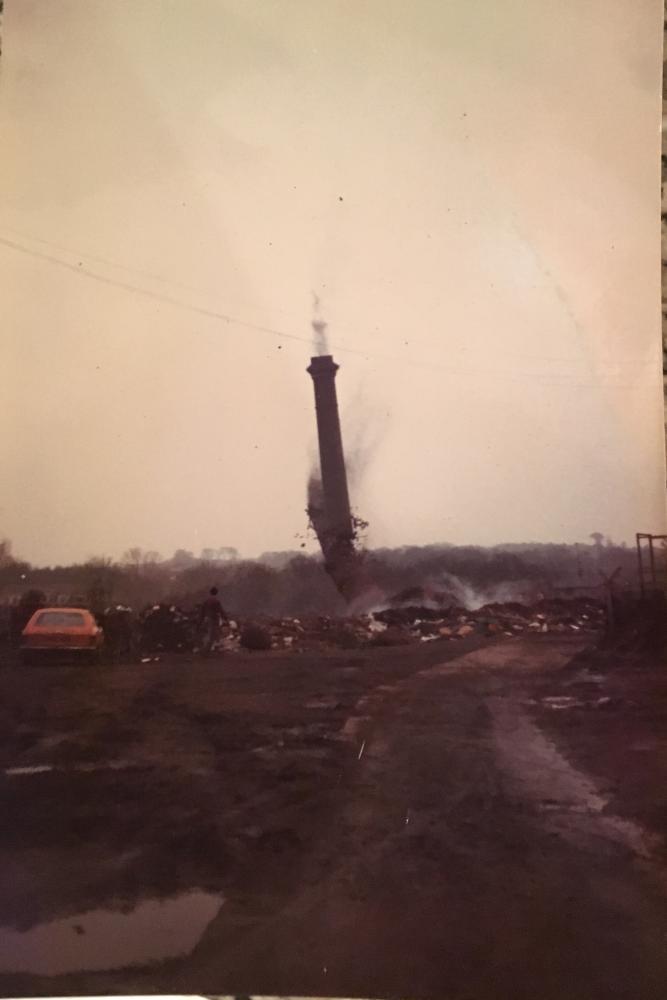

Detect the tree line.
xmin=0 ymin=536 xmax=641 ymax=618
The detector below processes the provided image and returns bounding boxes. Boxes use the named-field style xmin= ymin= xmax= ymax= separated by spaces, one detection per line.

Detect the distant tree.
xmin=10 ymin=588 xmax=47 ymax=641
xmin=0 ymin=558 xmax=31 ymax=585
xmin=258 ymin=550 xmax=300 ymax=570
xmin=87 ymin=581 xmax=109 ymax=616
xmin=0 ymin=539 xmax=14 ymax=569
xmin=200 ymin=547 xmax=238 ymax=563
xmin=590 ymin=533 xmax=604 ymax=549
xmin=217 ymin=546 xmax=238 ymax=562
xmin=86 ymin=555 xmax=114 ymax=569
xmin=171 ymin=549 xmax=196 ymax=570
xmin=84 ymin=557 xmax=119 ymax=610
xmin=18 ymin=588 xmax=46 ymax=608
xmin=122 ymin=547 xmax=143 ymax=572
xmin=277 ymin=555 xmax=343 ymax=615
xmin=227 ymin=562 xmax=278 ymax=615
xmin=142 ymin=551 xmax=162 ymax=566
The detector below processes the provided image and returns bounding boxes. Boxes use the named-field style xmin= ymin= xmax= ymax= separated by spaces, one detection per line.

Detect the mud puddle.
xmin=0 ymin=890 xmax=222 ymax=974
xmin=4 ymin=760 xmax=140 ymax=777
xmin=488 ymin=696 xmax=659 ymax=859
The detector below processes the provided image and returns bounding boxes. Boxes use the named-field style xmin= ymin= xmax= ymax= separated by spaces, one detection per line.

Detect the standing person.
xmin=199 ymin=586 xmax=228 ymax=654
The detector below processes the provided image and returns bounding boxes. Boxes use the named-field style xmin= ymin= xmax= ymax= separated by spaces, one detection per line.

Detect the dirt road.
xmin=2 ymin=635 xmax=667 ymax=998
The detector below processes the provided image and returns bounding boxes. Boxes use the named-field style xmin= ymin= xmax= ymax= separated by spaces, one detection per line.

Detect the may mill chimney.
xmin=307 ymin=354 xmax=354 ymax=546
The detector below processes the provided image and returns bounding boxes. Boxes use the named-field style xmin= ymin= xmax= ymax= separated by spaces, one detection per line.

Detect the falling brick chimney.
xmin=307 ymin=354 xmax=354 ymax=548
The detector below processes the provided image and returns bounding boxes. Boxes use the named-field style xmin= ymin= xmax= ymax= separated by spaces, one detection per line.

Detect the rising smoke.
xmin=345 ymin=405 xmax=383 ymax=492
xmin=306 ymin=471 xmax=327 ymax=547
xmin=438 ymin=571 xmax=543 ymax=610
xmin=383 ymin=571 xmax=543 ymax=612
xmin=311 ymin=293 xmax=329 ymax=355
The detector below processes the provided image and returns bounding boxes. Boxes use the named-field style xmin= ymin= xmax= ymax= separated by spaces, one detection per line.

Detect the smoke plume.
xmin=306 ymin=471 xmax=327 ymax=548
xmin=311 ymin=293 xmax=329 ymax=355
xmin=384 ymin=572 xmax=543 ymax=612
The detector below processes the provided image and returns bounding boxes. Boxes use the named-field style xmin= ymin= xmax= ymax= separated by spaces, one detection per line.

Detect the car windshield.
xmin=34 ymin=611 xmax=86 ymax=628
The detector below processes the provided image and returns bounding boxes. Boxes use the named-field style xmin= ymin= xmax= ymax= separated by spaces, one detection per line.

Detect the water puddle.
xmin=0 ymin=890 xmax=222 ymax=975
xmin=541 ymin=696 xmax=585 ymax=710
xmin=538 ymin=695 xmax=614 ymax=712
xmin=4 ymin=760 xmax=139 ymax=777
xmin=488 ymin=696 xmax=658 ymax=858
xmin=4 ymin=765 xmax=55 ymax=776
xmin=305 ymin=696 xmax=342 ymax=710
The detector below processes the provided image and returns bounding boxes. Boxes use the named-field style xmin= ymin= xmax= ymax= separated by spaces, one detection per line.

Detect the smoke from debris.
xmin=436 ymin=572 xmax=543 ymax=610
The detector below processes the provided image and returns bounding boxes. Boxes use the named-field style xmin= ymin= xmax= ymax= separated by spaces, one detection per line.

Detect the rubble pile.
xmin=84 ymin=597 xmax=605 ymax=659
xmin=216 ymin=597 xmax=605 ymax=654
xmin=100 ymin=605 xmax=137 ymax=657
xmin=139 ymin=604 xmax=196 ymax=653
xmin=476 ymin=597 xmax=605 ymax=637
xmin=239 ymin=624 xmax=272 ymax=652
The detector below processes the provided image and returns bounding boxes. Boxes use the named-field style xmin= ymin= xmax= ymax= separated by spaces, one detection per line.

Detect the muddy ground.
xmin=1 ymin=634 xmax=667 ymax=998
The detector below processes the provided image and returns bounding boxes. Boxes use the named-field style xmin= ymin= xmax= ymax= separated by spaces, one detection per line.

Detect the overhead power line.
xmin=0 ymin=232 xmax=657 ymax=390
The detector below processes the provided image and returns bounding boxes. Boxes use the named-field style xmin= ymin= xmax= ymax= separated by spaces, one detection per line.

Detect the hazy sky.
xmin=1 ymin=0 xmax=665 ymax=566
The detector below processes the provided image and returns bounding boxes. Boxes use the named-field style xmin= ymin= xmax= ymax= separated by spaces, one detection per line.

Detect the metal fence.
xmin=636 ymin=533 xmax=667 ymax=597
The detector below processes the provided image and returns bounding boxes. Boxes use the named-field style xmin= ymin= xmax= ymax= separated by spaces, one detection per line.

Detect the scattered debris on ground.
xmin=3 ymin=631 xmax=667 ymax=998
xmin=88 ymin=597 xmax=607 ymax=658
xmin=230 ymin=598 xmax=605 ymax=654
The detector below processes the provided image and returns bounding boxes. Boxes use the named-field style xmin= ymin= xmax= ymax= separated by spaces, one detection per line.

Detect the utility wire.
xmin=0 ymin=226 xmax=617 ymax=368
xmin=0 ymin=232 xmax=657 ymax=390
xmin=0 ymin=233 xmax=317 ymax=345
xmin=2 ymin=225 xmax=656 ymax=371
xmin=0 ymin=224 xmax=312 ymax=329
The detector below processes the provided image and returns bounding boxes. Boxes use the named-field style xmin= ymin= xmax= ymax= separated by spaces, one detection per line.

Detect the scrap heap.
xmin=207 ymin=597 xmax=606 ymax=654
xmin=102 ymin=597 xmax=605 ymax=657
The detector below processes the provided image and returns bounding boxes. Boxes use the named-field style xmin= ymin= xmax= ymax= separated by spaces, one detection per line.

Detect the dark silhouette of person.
xmin=199 ymin=587 xmax=228 ymax=651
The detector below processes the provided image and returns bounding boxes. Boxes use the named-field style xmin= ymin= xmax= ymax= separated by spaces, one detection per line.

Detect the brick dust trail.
xmin=2 ymin=637 xmax=667 ymax=998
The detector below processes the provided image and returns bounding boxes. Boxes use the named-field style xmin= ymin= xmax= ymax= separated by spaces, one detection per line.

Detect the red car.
xmin=21 ymin=607 xmax=104 ymax=664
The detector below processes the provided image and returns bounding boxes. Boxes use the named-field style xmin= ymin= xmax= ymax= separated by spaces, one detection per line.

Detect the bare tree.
xmin=217 ymin=547 xmax=238 ymax=562
xmin=122 ymin=547 xmax=143 ymax=573
xmin=0 ymin=539 xmax=14 ymax=569
xmin=86 ymin=555 xmax=114 ymax=569
xmin=171 ymin=549 xmax=196 ymax=570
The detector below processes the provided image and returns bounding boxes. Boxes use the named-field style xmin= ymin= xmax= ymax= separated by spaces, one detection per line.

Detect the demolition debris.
xmin=96 ymin=597 xmax=605 ymax=658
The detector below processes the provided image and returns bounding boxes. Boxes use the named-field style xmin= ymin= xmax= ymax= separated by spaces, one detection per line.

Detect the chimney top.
xmin=307 ymin=354 xmax=339 ymax=377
